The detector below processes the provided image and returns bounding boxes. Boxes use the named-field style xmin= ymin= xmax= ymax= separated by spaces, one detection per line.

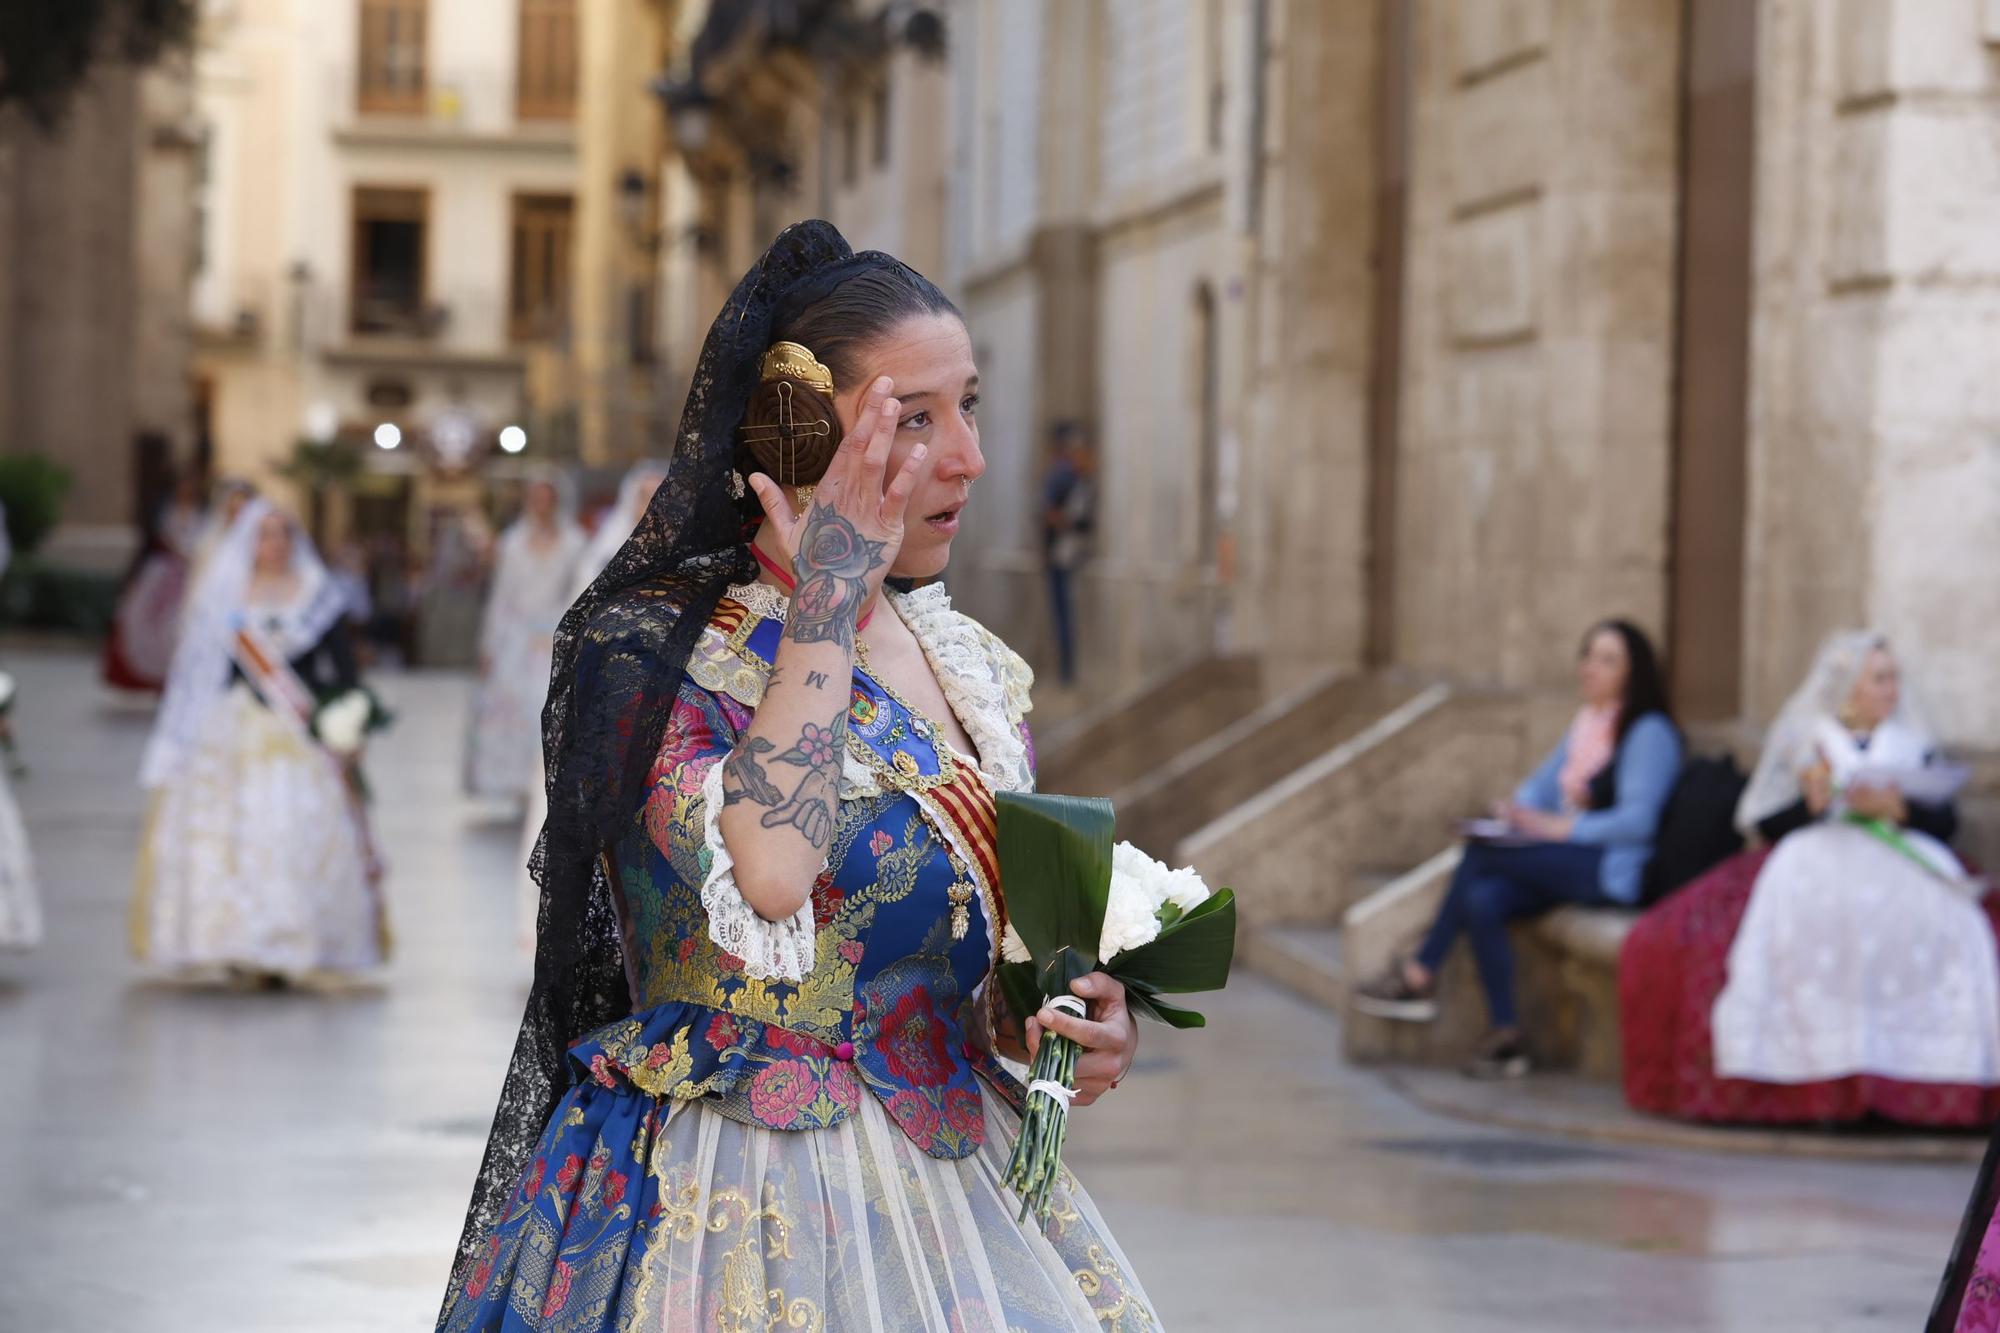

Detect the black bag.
xmin=1638 ymin=754 xmax=1748 ymax=906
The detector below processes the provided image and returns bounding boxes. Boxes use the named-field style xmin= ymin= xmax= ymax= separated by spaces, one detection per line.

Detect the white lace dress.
xmin=1714 ymin=738 xmax=2000 ymax=1085
xmin=131 ymin=683 xmax=383 ymax=975
xmin=0 ymin=764 xmax=40 ymax=950
xmin=466 ymin=523 xmax=585 ymax=801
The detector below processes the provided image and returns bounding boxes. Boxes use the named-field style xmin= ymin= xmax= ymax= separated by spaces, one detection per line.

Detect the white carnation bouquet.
xmin=310 ymin=686 xmax=394 ymax=776
xmin=993 ymin=793 xmax=1237 ymax=1224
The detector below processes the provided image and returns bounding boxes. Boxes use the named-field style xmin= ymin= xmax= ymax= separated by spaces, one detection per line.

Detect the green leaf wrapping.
xmin=1103 ymin=889 xmax=1238 ymax=995
xmin=1121 ymin=985 xmax=1209 ymax=1029
xmin=993 ymin=961 xmax=1042 ymax=1027
xmin=996 ymin=792 xmax=1113 ymax=976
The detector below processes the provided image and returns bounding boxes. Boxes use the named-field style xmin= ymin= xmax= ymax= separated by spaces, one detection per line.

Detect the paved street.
xmin=0 ymin=642 xmax=1983 ymax=1331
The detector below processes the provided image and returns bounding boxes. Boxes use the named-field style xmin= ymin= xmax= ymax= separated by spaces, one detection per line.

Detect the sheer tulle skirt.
xmin=443 ymin=1083 xmax=1159 ymax=1332
xmin=130 ymin=686 xmax=385 ymax=975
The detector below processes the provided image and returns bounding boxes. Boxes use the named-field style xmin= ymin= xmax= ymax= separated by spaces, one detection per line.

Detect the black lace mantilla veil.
xmin=447 ymin=220 xmax=909 ymax=1291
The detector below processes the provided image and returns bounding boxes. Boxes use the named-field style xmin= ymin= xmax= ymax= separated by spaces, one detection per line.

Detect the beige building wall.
xmin=0 ymin=57 xmax=197 ymax=554
xmin=572 ymin=0 xmax=673 ymax=464
xmin=1745 ymin=0 xmax=2000 ymax=747
xmin=945 ymin=0 xmax=1250 ymax=694
xmin=947 ymin=0 xmax=1057 ymax=658
xmin=1392 ymin=0 xmax=1683 ymax=691
xmin=650 ymin=0 xmax=953 ymax=429
xmin=1235 ymin=0 xmax=1381 ymax=689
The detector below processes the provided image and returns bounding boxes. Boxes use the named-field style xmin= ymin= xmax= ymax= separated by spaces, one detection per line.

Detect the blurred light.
xmin=373 ymin=422 xmax=402 ymax=451
xmin=498 ymin=425 xmax=528 ymax=454
xmin=304 ymin=402 xmax=339 ymax=444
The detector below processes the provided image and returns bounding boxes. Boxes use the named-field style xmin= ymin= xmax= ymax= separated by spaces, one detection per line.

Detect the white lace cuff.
xmin=698 ymin=757 xmax=816 ymax=981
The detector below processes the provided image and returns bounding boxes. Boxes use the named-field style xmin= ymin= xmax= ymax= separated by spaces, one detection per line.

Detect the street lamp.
xmin=373 ymin=422 xmax=402 ymax=451
xmin=498 ymin=425 xmax=528 ymax=455
xmin=658 ymin=80 xmax=716 ymax=155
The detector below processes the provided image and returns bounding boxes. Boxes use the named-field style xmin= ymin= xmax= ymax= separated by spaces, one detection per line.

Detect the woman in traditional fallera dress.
xmin=1620 ymin=632 xmax=2000 ymax=1125
xmin=131 ymin=500 xmax=388 ymax=982
xmin=468 ymin=470 xmax=587 ymax=802
xmin=513 ymin=462 xmax=670 ymax=951
xmin=441 ymin=222 xmax=1157 ymax=1331
xmin=0 ymin=501 xmax=41 ymax=951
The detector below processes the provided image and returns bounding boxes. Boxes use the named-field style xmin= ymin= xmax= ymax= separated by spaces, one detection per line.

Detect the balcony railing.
xmin=328 ymin=66 xmax=576 ymax=147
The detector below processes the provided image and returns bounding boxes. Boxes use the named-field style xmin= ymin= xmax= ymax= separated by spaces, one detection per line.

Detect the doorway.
xmin=1667 ymin=0 xmax=1756 ymax=720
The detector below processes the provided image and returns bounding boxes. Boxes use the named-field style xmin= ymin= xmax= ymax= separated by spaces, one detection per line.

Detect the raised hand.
xmin=747 ymin=376 xmax=928 ymax=641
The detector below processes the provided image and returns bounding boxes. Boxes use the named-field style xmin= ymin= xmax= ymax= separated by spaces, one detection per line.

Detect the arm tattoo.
xmin=723 ymin=716 xmax=848 ymax=851
xmin=789 ymin=500 xmax=887 ymax=649
xmin=761 ymin=766 xmax=837 ymax=848
xmin=804 ymin=670 xmax=830 ymax=690
xmin=721 ymin=737 xmax=783 ymax=808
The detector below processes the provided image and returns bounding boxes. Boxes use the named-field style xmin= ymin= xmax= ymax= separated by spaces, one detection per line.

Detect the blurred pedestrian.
xmin=1040 ymin=420 xmax=1096 ymax=686
xmin=131 ymin=500 xmax=388 ymax=985
xmin=464 ymin=469 xmax=583 ymax=802
xmin=0 ymin=499 xmax=41 ymax=952
xmin=102 ymin=468 xmax=203 ymax=692
xmin=511 ymin=460 xmax=667 ymax=951
xmin=1621 ymin=631 xmax=1999 ymax=1126
xmin=1356 ymin=619 xmax=1682 ymax=1078
xmin=571 ymin=460 xmax=667 ymax=601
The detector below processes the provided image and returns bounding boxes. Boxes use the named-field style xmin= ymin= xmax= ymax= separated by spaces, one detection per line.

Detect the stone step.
xmin=1112 ymin=673 xmax=1418 ymax=858
xmin=1239 ymin=923 xmax=1343 ymax=1011
xmin=1036 ymin=656 xmax=1264 ymax=799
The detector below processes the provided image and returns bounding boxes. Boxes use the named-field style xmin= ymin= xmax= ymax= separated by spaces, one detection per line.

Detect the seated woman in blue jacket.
xmin=1356 ymin=619 xmax=1682 ymax=1078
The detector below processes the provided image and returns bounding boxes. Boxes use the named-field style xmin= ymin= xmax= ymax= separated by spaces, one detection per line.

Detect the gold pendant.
xmin=948 ymin=880 xmax=974 ymax=940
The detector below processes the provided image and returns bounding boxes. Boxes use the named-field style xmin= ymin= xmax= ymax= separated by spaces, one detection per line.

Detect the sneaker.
xmin=1463 ymin=1031 xmax=1531 ymax=1080
xmin=1352 ymin=963 xmax=1439 ymax=1022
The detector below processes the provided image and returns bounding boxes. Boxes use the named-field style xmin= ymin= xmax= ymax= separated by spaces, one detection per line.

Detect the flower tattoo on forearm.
xmin=722 ymin=716 xmax=847 ymax=850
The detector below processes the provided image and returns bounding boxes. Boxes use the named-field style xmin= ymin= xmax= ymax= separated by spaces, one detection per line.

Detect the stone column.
xmin=1234 ymin=0 xmax=1380 ymax=686
xmin=1746 ymin=0 xmax=2000 ymax=746
xmin=1392 ymin=0 xmax=1683 ymax=690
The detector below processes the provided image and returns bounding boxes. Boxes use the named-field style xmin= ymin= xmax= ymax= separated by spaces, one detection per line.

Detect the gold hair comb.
xmin=760 ymin=341 xmax=834 ymax=394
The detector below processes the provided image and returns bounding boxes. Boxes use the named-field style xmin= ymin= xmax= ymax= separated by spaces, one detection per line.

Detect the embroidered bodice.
xmin=566 ymin=583 xmax=1037 ymax=1160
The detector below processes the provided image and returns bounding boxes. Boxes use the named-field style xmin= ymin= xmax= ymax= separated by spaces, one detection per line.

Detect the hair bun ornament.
xmin=738 ymin=341 xmax=842 ymax=489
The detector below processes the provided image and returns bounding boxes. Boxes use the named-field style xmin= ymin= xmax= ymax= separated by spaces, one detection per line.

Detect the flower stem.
xmin=1002 ymin=1011 xmax=1080 ymax=1227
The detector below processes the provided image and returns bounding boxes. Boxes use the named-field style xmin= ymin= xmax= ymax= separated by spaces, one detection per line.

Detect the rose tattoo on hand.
xmin=790 ymin=502 xmax=888 ymax=649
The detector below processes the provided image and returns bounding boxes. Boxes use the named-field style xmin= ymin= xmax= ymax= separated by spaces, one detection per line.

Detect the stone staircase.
xmin=1034 ymin=656 xmax=1266 ymax=800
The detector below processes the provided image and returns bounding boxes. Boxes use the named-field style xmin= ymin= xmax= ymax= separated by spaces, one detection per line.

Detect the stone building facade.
xmin=629 ymin=0 xmax=1999 ymax=761
xmin=0 ymin=56 xmax=198 ymax=560
xmin=191 ymin=0 xmax=580 ymax=546
xmin=949 ymin=0 xmax=2000 ymax=761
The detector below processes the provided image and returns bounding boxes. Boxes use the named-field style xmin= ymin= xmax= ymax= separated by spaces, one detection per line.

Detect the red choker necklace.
xmin=751 ymin=542 xmax=874 ymax=631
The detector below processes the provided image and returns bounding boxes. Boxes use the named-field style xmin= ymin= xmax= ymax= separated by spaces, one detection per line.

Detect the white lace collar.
xmin=716 ymin=579 xmax=1034 ymax=795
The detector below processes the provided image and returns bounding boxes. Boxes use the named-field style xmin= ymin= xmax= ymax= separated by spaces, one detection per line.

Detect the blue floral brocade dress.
xmin=440 ymin=583 xmax=1158 ymax=1332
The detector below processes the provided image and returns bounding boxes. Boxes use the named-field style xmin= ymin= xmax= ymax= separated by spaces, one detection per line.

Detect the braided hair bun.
xmin=737 ymin=371 xmax=842 ymax=487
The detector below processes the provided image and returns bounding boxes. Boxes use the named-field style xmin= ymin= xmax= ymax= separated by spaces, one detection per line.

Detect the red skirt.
xmin=1619 ymin=847 xmax=2000 ymax=1126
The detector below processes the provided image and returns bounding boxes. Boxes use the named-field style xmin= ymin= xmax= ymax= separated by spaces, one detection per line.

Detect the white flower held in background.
xmin=316 ymin=689 xmax=373 ymax=756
